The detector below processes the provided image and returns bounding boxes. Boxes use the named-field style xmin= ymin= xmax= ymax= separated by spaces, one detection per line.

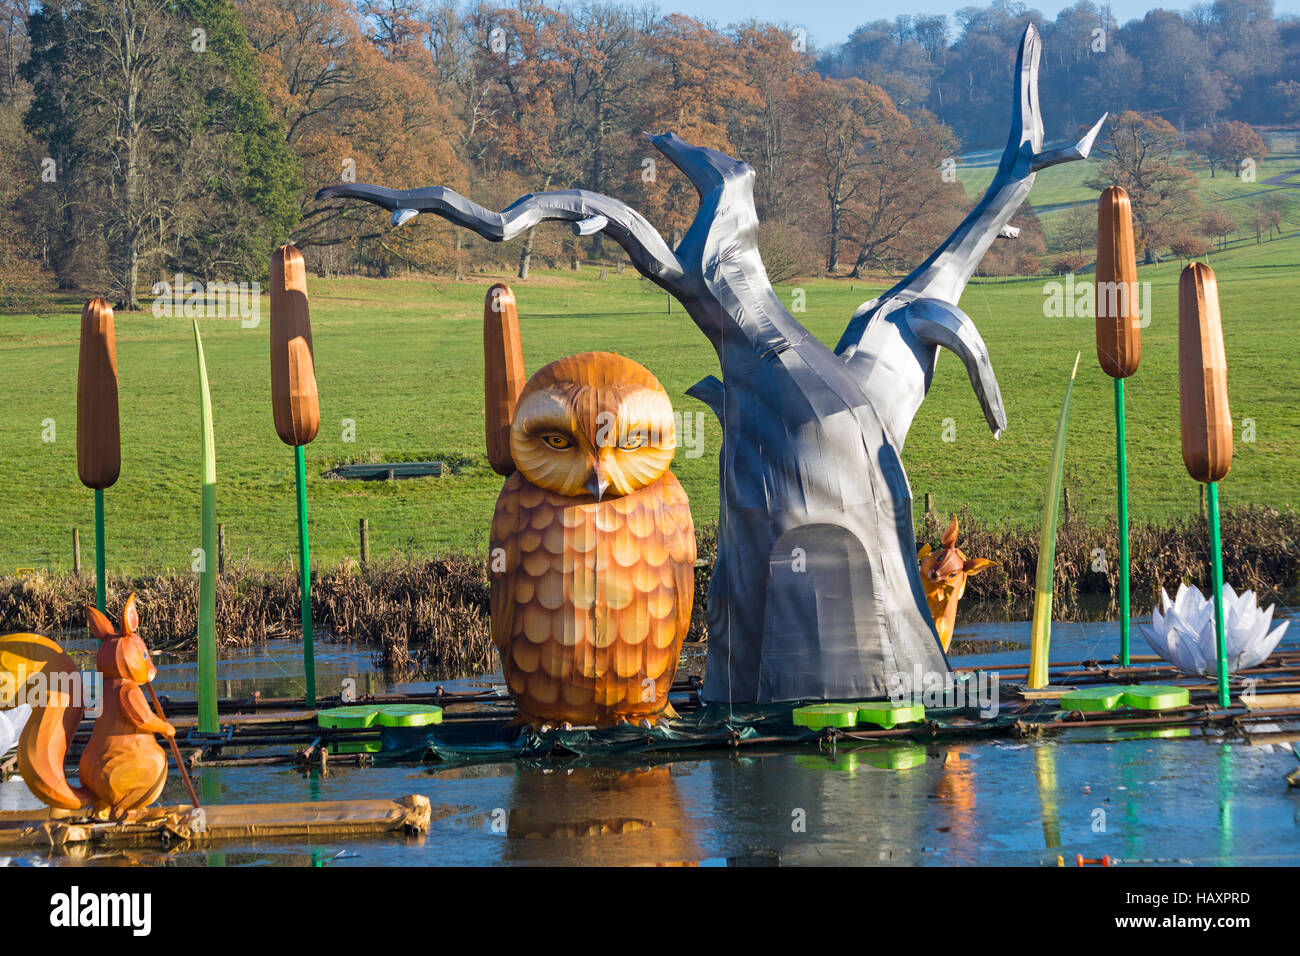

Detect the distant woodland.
xmin=0 ymin=0 xmax=1295 ymax=307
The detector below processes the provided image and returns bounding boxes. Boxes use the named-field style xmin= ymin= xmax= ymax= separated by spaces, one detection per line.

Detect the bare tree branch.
xmin=314 ymin=182 xmax=686 ymax=289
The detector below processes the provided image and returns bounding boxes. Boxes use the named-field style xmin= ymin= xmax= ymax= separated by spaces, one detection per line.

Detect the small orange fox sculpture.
xmin=918 ymin=517 xmax=995 ymax=653
xmin=1 ymin=594 xmax=174 ymax=818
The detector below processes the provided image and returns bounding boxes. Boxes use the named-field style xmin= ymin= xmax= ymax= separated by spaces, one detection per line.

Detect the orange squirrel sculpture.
xmin=918 ymin=517 xmax=995 ymax=653
xmin=0 ymin=594 xmax=174 ymax=818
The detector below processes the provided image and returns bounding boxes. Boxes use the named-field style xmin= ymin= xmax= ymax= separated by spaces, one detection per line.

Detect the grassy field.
xmin=958 ymin=130 xmax=1300 ymax=239
xmin=1 ymin=218 xmax=1297 ymax=577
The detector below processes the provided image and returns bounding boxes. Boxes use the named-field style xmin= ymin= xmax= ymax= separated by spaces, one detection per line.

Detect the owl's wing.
xmin=662 ymin=473 xmax=697 ymax=645
xmin=488 ymin=474 xmax=525 ymax=660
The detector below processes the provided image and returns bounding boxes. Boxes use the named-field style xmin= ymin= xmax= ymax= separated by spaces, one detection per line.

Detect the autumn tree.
xmin=24 ymin=0 xmax=234 ymax=306
xmin=632 ymin=14 xmax=757 ymax=246
xmin=840 ymin=106 xmax=962 ymax=278
xmin=1199 ymin=120 xmax=1268 ymax=178
xmin=800 ymin=76 xmax=898 ymax=273
xmin=244 ymin=0 xmax=465 ymax=273
xmin=1087 ymin=111 xmax=1201 ymax=263
xmin=1169 ymin=232 xmax=1210 ymax=263
xmin=728 ymin=21 xmax=816 ymax=254
xmin=1201 ymin=208 xmax=1236 ymax=249
xmin=1054 ymin=202 xmax=1095 ymax=256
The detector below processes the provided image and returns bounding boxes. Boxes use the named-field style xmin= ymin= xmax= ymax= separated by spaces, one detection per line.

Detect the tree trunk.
xmin=517 ymin=229 xmax=533 ymax=280
xmin=826 ymin=203 xmax=841 ymax=273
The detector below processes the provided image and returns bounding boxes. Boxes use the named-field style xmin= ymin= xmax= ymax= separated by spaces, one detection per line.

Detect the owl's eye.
xmin=618 ymin=432 xmax=647 ymax=450
xmin=541 ymin=434 xmax=573 ymax=450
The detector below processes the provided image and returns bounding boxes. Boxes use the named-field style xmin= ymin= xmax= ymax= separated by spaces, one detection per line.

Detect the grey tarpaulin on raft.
xmin=317 ymin=24 xmax=1104 ymax=704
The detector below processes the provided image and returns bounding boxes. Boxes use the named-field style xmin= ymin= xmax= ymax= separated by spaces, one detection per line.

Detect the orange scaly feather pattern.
xmin=489 ymin=350 xmax=695 ymax=726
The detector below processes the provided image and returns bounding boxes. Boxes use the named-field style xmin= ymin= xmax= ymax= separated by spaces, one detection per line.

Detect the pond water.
xmin=3 ymin=615 xmax=1298 ymax=866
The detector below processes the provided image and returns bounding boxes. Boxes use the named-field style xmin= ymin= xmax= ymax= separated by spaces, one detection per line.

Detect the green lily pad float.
xmin=317 ymin=706 xmax=379 ymax=729
xmin=1123 ymin=686 xmax=1191 ymax=711
xmin=856 ymin=700 xmax=926 ymax=728
xmin=328 ymin=740 xmax=383 ymax=754
xmin=795 ymin=753 xmax=859 ymax=773
xmin=793 ymin=703 xmax=860 ymax=730
xmin=1060 ymin=686 xmax=1129 ymax=712
xmin=374 ymin=704 xmax=444 ymax=727
xmin=1125 ymin=726 xmax=1192 ymax=740
xmin=860 ymin=744 xmax=928 ymax=771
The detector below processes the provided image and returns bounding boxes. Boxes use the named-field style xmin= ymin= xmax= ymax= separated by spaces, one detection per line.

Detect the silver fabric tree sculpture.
xmin=319 ymin=24 xmax=1105 ymax=704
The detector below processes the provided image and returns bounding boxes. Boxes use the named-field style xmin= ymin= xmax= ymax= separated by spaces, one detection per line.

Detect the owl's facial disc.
xmin=510 ymin=389 xmax=591 ymax=496
xmin=510 ymin=383 xmax=675 ymax=498
xmin=589 ymin=386 xmax=676 ymax=497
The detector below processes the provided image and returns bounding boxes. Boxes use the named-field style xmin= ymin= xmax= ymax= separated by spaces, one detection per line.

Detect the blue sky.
xmin=659 ymin=1 xmax=1300 ymax=48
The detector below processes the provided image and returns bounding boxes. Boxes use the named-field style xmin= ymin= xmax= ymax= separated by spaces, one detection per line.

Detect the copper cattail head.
xmin=77 ymin=297 xmax=120 ymax=489
xmin=1178 ymin=262 xmax=1232 ymax=484
xmin=1096 ymin=185 xmax=1141 ymax=378
xmin=483 ymin=282 xmax=525 ymax=477
xmin=270 ymin=244 xmax=320 ymax=446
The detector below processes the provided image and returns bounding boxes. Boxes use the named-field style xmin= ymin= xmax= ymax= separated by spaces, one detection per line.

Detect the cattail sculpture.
xmin=76 ymin=298 xmax=120 ymax=614
xmin=483 ymin=283 xmax=525 ymax=477
xmin=1096 ymin=186 xmax=1141 ymax=665
xmin=270 ymin=244 xmax=321 ymax=705
xmin=1178 ymin=261 xmax=1233 ymax=706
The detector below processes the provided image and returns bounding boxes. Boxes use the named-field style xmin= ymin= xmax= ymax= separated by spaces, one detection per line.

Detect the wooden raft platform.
xmin=0 ymin=794 xmax=431 ymax=850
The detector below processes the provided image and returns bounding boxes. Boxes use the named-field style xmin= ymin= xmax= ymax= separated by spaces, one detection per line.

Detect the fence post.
xmin=73 ymin=529 xmax=82 ymax=574
xmin=923 ymin=493 xmax=933 ymax=517
xmin=360 ymin=518 xmax=370 ymax=564
xmin=218 ymin=523 xmax=226 ymax=574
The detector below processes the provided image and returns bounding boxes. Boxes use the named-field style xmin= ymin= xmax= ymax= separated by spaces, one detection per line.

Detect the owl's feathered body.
xmin=488 ymin=347 xmax=695 ymax=727
xmin=490 ymin=470 xmax=694 ymax=725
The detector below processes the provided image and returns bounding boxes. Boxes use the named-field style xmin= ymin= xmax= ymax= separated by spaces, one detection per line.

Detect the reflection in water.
xmin=503 ymin=762 xmax=699 ymax=866
xmin=706 ymin=745 xmax=938 ymax=865
xmin=935 ymin=746 xmax=978 ymax=851
xmin=1218 ymin=742 xmax=1234 ymax=865
xmin=1031 ymin=743 xmax=1060 ymax=850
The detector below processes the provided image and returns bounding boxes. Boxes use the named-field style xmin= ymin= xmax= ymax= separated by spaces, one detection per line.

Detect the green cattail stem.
xmin=1206 ymin=481 xmax=1229 ymax=707
xmin=94 ymin=488 xmax=106 ymax=615
xmin=295 ymin=444 xmax=315 ymax=706
xmin=1114 ymin=377 xmax=1131 ymax=666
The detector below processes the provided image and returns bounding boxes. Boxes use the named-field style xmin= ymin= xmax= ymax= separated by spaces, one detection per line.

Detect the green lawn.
xmin=958 ymin=130 xmax=1300 ymax=241
xmin=1 ymin=230 xmax=1297 ymax=575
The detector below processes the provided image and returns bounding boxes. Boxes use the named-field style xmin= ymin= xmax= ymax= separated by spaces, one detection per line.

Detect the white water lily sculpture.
xmin=0 ymin=705 xmax=31 ymax=758
xmin=1143 ymin=583 xmax=1290 ymax=676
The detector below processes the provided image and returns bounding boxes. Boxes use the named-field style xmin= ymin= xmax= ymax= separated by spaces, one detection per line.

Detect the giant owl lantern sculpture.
xmin=484 ymin=285 xmax=695 ymax=729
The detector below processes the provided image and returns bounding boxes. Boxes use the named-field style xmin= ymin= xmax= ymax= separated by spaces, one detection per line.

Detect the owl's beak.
xmin=585 ymin=469 xmax=610 ymax=502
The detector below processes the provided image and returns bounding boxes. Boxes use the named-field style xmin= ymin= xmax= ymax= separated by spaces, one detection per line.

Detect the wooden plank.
xmin=0 ymin=794 xmax=431 ymax=850
xmin=1242 ymin=692 xmax=1300 ymax=711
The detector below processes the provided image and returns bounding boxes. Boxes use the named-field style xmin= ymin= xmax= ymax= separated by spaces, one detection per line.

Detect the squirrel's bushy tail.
xmin=1 ymin=634 xmax=88 ymax=810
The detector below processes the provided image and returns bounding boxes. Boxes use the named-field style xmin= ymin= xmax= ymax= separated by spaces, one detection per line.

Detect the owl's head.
xmin=510 ymin=352 xmax=675 ymax=499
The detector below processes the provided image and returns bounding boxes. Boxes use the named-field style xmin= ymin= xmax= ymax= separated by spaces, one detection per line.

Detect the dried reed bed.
xmin=918 ymin=504 xmax=1300 ymax=621
xmin=1 ymin=507 xmax=1294 ymax=670
xmin=0 ymin=556 xmax=494 ymax=673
